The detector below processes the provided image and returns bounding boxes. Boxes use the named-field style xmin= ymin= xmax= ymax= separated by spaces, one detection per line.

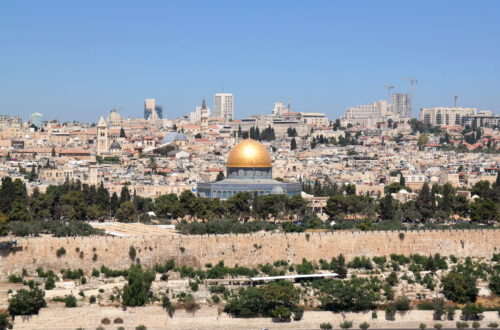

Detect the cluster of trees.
xmin=310 ymin=131 xmax=360 ymax=149
xmin=224 ymin=280 xmax=303 ymax=321
xmin=248 ymin=126 xmax=276 ymax=141
xmin=321 ymin=174 xmax=500 ymax=224
xmin=287 ymin=127 xmax=297 ymax=137
xmin=155 ymin=191 xmax=309 ymax=223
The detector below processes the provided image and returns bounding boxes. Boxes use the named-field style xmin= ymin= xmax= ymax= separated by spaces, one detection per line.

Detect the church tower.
xmin=97 ymin=116 xmax=109 ymax=154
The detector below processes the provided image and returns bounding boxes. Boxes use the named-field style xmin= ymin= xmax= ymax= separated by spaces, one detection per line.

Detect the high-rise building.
xmin=144 ymin=98 xmax=163 ymax=120
xmin=214 ymin=93 xmax=234 ymax=121
xmin=392 ymin=93 xmax=410 ymax=118
xmin=420 ymin=107 xmax=477 ymax=126
xmin=30 ymin=112 xmax=43 ymax=129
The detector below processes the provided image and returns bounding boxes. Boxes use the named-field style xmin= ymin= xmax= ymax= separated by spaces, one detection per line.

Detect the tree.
xmin=417 ymin=183 xmax=433 ymax=221
xmin=462 ymin=303 xmax=483 ymax=321
xmin=216 ymin=171 xmax=225 ymax=182
xmin=8 ymin=288 xmax=46 ymax=316
xmin=119 ymin=185 xmax=131 ymax=205
xmin=335 ymin=254 xmax=347 ymax=279
xmin=120 ymin=127 xmax=126 ymax=138
xmin=122 ymin=265 xmax=155 ymax=307
xmin=290 ymin=138 xmax=297 ymax=150
xmin=359 ymin=322 xmax=370 ymax=330
xmin=110 ymin=192 xmax=119 ymax=214
xmin=116 ymin=201 xmax=137 ymax=222
xmin=442 ymin=272 xmax=478 ymax=303
xmin=470 ymin=199 xmax=499 ymax=223
xmin=380 ymin=194 xmax=394 ymax=220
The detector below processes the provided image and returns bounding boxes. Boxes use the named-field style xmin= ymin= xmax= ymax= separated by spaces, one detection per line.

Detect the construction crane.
xmin=382 ymin=82 xmax=394 ymax=102
xmin=401 ymin=77 xmax=418 ymax=117
xmin=454 ymin=94 xmax=459 ymax=108
xmin=109 ymin=107 xmax=123 ymax=114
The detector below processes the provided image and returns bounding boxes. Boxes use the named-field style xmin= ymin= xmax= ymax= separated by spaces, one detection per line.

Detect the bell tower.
xmin=97 ymin=116 xmax=108 ymax=155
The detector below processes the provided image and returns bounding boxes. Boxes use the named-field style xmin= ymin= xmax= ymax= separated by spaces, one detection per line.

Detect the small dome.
xmin=227 ymin=139 xmax=271 ymax=168
xmin=161 ymin=132 xmax=188 ymax=145
xmin=271 ymin=186 xmax=284 ymax=195
xmin=110 ymin=141 xmax=122 ymax=150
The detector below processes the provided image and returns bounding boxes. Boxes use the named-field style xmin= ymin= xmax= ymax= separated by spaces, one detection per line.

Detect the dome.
xmin=161 ymin=132 xmax=188 ymax=145
xmin=110 ymin=141 xmax=122 ymax=150
xmin=227 ymin=139 xmax=271 ymax=168
xmin=271 ymin=186 xmax=284 ymax=195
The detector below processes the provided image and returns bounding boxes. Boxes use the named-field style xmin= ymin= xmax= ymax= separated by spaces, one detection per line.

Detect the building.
xmin=461 ymin=110 xmax=500 ymax=128
xmin=29 ymin=112 xmax=43 ymax=129
xmin=197 ymin=139 xmax=301 ymax=199
xmin=272 ymin=102 xmax=289 ymax=116
xmin=392 ymin=93 xmax=410 ymax=117
xmin=341 ymin=100 xmax=393 ymax=128
xmin=214 ymin=93 xmax=234 ymax=121
xmin=144 ymin=98 xmax=163 ymax=120
xmin=97 ymin=116 xmax=108 ymax=154
xmin=188 ymin=99 xmax=211 ymax=123
xmin=420 ymin=107 xmax=477 ymax=126
xmin=301 ymin=112 xmax=329 ymax=126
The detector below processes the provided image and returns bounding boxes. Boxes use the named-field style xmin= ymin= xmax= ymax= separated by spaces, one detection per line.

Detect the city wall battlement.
xmin=1 ymin=229 xmax=499 ymax=275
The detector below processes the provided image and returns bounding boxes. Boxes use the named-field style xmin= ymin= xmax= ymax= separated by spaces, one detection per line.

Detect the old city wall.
xmin=1 ymin=229 xmax=499 ymax=275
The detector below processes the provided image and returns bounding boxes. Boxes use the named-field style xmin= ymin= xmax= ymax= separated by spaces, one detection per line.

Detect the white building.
xmin=189 ymin=99 xmax=211 ymax=123
xmin=420 ymin=107 xmax=477 ymax=126
xmin=214 ymin=93 xmax=234 ymax=121
xmin=272 ymin=102 xmax=289 ymax=116
xmin=341 ymin=100 xmax=395 ymax=128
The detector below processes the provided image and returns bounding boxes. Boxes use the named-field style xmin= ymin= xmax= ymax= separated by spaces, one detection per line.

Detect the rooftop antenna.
xmin=454 ymin=94 xmax=459 ymax=108
xmin=401 ymin=76 xmax=418 ymax=117
xmin=287 ymin=95 xmax=291 ymax=111
xmin=382 ymin=82 xmax=394 ymax=103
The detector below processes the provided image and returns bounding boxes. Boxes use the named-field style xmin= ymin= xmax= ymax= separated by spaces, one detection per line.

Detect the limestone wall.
xmin=2 ymin=229 xmax=499 ymax=275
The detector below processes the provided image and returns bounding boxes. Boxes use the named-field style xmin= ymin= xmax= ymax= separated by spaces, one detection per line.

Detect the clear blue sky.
xmin=1 ymin=0 xmax=499 ymax=122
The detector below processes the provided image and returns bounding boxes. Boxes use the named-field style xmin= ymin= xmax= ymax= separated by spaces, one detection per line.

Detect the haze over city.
xmin=1 ymin=0 xmax=500 ymax=121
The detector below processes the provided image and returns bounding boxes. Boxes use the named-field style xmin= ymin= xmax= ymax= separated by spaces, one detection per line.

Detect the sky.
xmin=1 ymin=0 xmax=499 ymax=122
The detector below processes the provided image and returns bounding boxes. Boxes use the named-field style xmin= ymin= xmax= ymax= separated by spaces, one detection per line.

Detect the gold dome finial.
xmin=227 ymin=139 xmax=272 ymax=168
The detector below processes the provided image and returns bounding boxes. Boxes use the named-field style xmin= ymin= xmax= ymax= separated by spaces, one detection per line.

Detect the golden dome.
xmin=227 ymin=139 xmax=272 ymax=168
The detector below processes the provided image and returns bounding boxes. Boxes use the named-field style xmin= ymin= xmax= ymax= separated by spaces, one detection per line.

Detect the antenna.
xmin=454 ymin=94 xmax=459 ymax=108
xmin=401 ymin=77 xmax=418 ymax=117
xmin=382 ymin=82 xmax=394 ymax=103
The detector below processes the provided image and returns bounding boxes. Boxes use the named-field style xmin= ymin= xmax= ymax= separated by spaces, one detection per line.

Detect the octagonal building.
xmin=197 ymin=139 xmax=301 ymax=199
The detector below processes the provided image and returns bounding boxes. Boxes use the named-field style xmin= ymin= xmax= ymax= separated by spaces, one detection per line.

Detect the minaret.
xmin=201 ymin=99 xmax=209 ymax=132
xmin=97 ymin=116 xmax=109 ymax=155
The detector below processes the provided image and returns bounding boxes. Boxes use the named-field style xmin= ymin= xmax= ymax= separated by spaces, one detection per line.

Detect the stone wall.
xmin=2 ymin=229 xmax=499 ymax=275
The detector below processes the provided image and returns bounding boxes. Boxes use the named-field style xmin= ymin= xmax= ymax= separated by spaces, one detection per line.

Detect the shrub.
xmin=136 ymin=326 xmax=147 ymax=330
xmin=394 ymin=295 xmax=411 ymax=311
xmin=129 ymin=246 xmax=136 ymax=260
xmin=160 ymin=274 xmax=169 ymax=281
xmin=446 ymin=306 xmax=456 ymax=320
xmin=64 ymin=295 xmax=76 ymax=307
xmin=101 ymin=317 xmax=110 ymax=325
xmin=189 ymin=281 xmax=199 ymax=292
xmin=56 ymin=247 xmax=66 ymax=257
xmin=8 ymin=275 xmax=22 ymax=283
xmin=45 ymin=276 xmax=55 ymax=290
xmin=433 ymin=298 xmax=445 ymax=320
xmin=293 ymin=306 xmax=304 ymax=321
xmin=89 ymin=295 xmax=96 ymax=304
xmin=386 ymin=271 xmax=398 ymax=286
xmin=487 ymin=322 xmax=498 ymax=329
xmin=462 ymin=303 xmax=483 ymax=321
xmin=472 ymin=322 xmax=480 ymax=330
xmin=420 ymin=323 xmax=427 ymax=330
xmin=92 ymin=269 xmax=100 ymax=277
xmin=320 ymin=323 xmax=333 ymax=330
xmin=434 ymin=324 xmax=443 ymax=330
xmin=182 ymin=294 xmax=199 ymax=313
xmin=92 ymin=253 xmax=98 ymax=261
xmin=340 ymin=320 xmax=353 ymax=329
xmin=456 ymin=321 xmax=469 ymax=330
xmin=114 ymin=317 xmax=124 ymax=324
xmin=359 ymin=322 xmax=370 ymax=330
xmin=80 ymin=277 xmax=87 ymax=285
xmin=442 ymin=272 xmax=478 ymax=303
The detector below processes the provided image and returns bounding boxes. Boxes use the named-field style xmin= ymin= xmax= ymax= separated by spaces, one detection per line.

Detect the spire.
xmin=201 ymin=99 xmax=207 ymax=109
xmin=97 ymin=116 xmax=107 ymax=127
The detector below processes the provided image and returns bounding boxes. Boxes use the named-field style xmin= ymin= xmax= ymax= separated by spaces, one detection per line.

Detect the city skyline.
xmin=1 ymin=1 xmax=500 ymax=121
